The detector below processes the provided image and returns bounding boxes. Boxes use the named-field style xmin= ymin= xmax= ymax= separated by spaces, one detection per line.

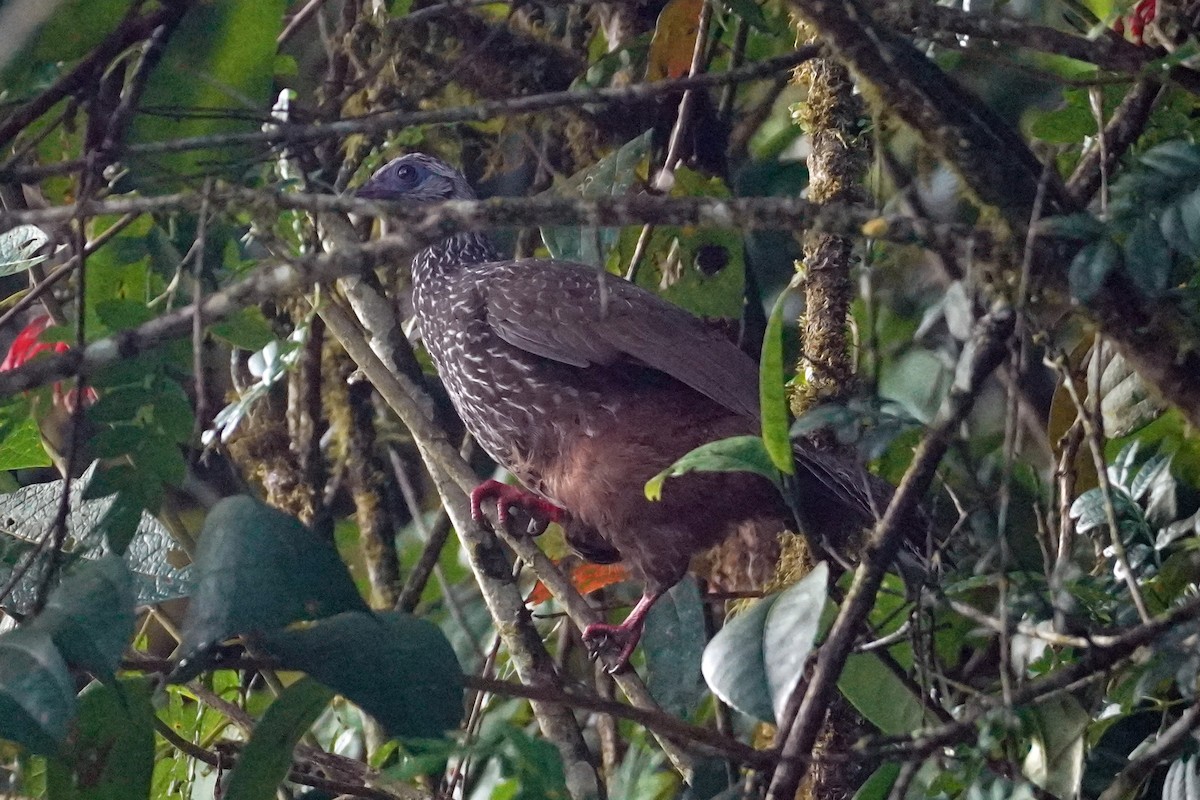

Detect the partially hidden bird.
xmin=358 ymin=153 xmax=908 ymax=671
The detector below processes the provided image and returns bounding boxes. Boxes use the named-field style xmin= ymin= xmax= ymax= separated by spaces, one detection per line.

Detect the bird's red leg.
xmin=470 ymin=479 xmax=564 ymax=535
xmin=583 ymin=590 xmax=662 ymax=674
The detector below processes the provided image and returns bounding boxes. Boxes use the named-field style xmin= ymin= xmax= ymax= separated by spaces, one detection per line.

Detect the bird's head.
xmin=356 ymin=153 xmax=477 ymax=203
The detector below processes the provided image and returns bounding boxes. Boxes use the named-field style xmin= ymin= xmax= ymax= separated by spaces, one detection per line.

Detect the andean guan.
xmin=357 ymin=153 xmax=915 ymax=671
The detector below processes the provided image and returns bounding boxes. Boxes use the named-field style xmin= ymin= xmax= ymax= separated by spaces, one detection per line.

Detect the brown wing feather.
xmin=481 ymin=259 xmax=760 ymax=419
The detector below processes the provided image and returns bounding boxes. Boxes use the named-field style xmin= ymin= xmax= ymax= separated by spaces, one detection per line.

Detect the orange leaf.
xmin=526 ymin=562 xmax=631 ymax=605
xmin=646 ymin=0 xmax=704 ymax=81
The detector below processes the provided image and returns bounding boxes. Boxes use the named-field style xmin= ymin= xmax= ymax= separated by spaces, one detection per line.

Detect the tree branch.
xmin=767 ymin=303 xmax=1016 ymax=800
xmin=1 ymin=46 xmax=822 ymax=183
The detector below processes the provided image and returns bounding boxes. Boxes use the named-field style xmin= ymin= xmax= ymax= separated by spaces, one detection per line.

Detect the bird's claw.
xmin=470 ymin=479 xmax=564 ymax=536
xmin=582 ymin=622 xmax=638 ymax=674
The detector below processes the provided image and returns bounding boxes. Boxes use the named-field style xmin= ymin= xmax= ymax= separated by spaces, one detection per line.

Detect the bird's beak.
xmin=355 ymin=183 xmax=388 ymax=200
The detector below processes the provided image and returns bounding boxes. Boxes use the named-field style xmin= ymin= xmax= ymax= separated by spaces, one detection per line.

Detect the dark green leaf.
xmin=645 ymin=435 xmax=780 ymax=501
xmin=223 ymin=679 xmax=334 ymax=800
xmin=1040 ymin=213 xmax=1106 ymax=242
xmin=1069 ymin=238 xmax=1121 ymax=303
xmin=1123 ymin=216 xmax=1171 ymax=297
xmin=28 ymin=556 xmax=135 ymax=681
xmin=643 ymin=578 xmax=706 ymax=717
xmin=722 ymin=0 xmax=772 ymax=29
xmin=173 ymin=496 xmax=368 ymax=681
xmin=258 ymin=611 xmax=464 ymax=738
xmin=1138 ymin=141 xmax=1200 ymax=183
xmin=45 ymin=677 xmax=154 ymax=800
xmin=0 ymin=627 xmax=75 ymax=756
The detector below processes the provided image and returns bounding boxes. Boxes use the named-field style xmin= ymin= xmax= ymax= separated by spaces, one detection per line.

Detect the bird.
xmin=357 ymin=153 xmax=908 ymax=671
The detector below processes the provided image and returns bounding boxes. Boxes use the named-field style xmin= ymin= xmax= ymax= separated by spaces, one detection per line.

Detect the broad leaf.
xmin=224 ymin=679 xmax=334 ymax=800
xmin=645 ymin=435 xmax=780 ymax=501
xmin=29 ymin=556 xmax=134 ymax=682
xmin=173 ymin=495 xmax=368 ymax=681
xmin=763 ymin=562 xmax=828 ymax=722
xmin=540 ymin=131 xmax=651 ymax=265
xmin=838 ymin=653 xmax=926 ymax=735
xmin=258 ymin=611 xmax=464 ymax=738
xmin=643 ymin=578 xmax=706 ymax=717
xmin=1022 ymin=694 xmax=1088 ymax=799
xmin=701 ymin=563 xmax=830 ymax=724
xmin=700 ymin=593 xmax=775 ymax=722
xmin=0 ymin=466 xmax=191 ymax=614
xmin=0 ymin=627 xmax=75 ymax=756
xmin=45 ymin=677 xmax=155 ymax=800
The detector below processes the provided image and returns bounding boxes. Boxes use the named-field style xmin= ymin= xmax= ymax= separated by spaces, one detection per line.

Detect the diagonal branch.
xmin=767 ymin=304 xmax=1016 ymax=800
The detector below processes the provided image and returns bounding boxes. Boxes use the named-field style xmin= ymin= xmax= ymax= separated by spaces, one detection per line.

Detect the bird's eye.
xmin=395 ymin=164 xmax=417 ymax=183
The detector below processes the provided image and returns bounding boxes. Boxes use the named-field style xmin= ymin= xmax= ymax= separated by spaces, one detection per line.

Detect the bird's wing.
xmin=479 ymin=259 xmax=760 ymax=419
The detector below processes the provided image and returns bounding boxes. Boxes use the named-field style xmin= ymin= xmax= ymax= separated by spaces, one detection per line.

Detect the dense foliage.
xmin=2 ymin=1 xmax=1200 ymax=799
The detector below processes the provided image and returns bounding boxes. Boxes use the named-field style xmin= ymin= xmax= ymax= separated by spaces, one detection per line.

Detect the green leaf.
xmin=1069 ymin=238 xmax=1121 ymax=303
xmin=1041 ymin=213 xmax=1106 ymax=242
xmin=258 ymin=611 xmax=464 ymax=738
xmin=0 ymin=627 xmax=75 ymax=756
xmin=125 ymin=0 xmax=286 ymax=185
xmin=209 ymin=308 xmax=277 ymax=352
xmin=643 ymin=578 xmax=706 ymax=717
xmin=173 ymin=496 xmax=369 ymax=681
xmin=223 ymin=679 xmax=334 ymax=800
xmin=645 ymin=435 xmax=780 ymax=501
xmin=722 ymin=0 xmax=773 ymax=30
xmin=1022 ymin=694 xmax=1088 ymax=799
xmin=700 ymin=590 xmax=774 ymax=722
xmin=852 ymin=763 xmax=900 ymax=800
xmin=46 ymin=677 xmax=154 ymax=800
xmin=763 ymin=562 xmax=829 ymax=722
xmin=701 ymin=564 xmax=830 ymax=724
xmin=0 ymin=398 xmax=53 ymax=470
xmin=838 ymin=653 xmax=926 ymax=735
xmin=1123 ymin=216 xmax=1171 ymax=297
xmin=540 ymin=131 xmax=651 ymax=264
xmin=760 ymin=289 xmax=793 ymax=475
xmin=27 ymin=556 xmax=135 ymax=682
xmin=1138 ymin=140 xmax=1200 ymax=183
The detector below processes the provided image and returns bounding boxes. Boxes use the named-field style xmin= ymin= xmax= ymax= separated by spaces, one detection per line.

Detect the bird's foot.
xmin=470 ymin=479 xmax=564 ymax=536
xmin=581 ymin=590 xmax=661 ymax=674
xmin=582 ymin=621 xmax=642 ymax=674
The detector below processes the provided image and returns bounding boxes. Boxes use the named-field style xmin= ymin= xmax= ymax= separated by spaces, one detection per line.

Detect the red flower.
xmin=1 ymin=315 xmax=97 ymax=411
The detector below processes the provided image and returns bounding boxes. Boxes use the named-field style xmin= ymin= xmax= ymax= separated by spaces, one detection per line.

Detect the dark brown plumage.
xmin=358 ymin=154 xmax=900 ymax=670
